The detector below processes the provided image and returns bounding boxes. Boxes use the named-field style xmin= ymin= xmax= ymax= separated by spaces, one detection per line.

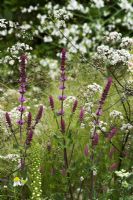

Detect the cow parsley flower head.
xmin=105 ymin=31 xmax=122 ymax=42
xmin=119 ymin=0 xmax=133 ymax=12
xmin=121 ymin=123 xmax=133 ymax=133
xmin=110 ymin=110 xmax=123 ymax=120
xmin=92 ymin=0 xmax=104 ymax=8
xmin=115 ymin=169 xmax=131 ymax=178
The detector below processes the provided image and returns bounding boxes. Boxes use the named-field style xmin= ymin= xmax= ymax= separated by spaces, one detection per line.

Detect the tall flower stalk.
xmin=5 ymin=54 xmax=44 ymax=177
xmin=49 ymin=49 xmax=76 ymax=199
xmin=59 ymin=49 xmax=73 ymax=200
xmin=17 ymin=54 xmax=27 ymax=143
xmin=90 ymin=77 xmax=113 ymax=200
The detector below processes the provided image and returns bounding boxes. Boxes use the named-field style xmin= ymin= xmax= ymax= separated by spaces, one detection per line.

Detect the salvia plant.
xmin=4 ymin=54 xmax=44 ymax=199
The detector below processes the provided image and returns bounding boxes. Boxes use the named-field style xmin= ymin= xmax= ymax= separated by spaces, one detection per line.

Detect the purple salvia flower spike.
xmin=5 ymin=112 xmax=12 ymax=127
xmin=26 ymin=129 xmax=33 ymax=145
xmin=49 ymin=96 xmax=54 ymax=110
xmin=35 ymin=105 xmax=44 ymax=124
xmin=27 ymin=112 xmax=32 ymax=130
xmin=61 ymin=118 xmax=65 ymax=133
xmin=96 ymin=77 xmax=112 ymax=116
xmin=79 ymin=107 xmax=85 ymax=123
xmin=72 ymin=100 xmax=78 ymax=113
xmin=92 ymin=132 xmax=99 ymax=146
xmin=107 ymin=127 xmax=117 ymax=140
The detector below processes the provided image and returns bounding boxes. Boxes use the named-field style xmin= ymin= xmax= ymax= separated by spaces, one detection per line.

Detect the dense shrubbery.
xmin=0 ymin=0 xmax=133 ymax=199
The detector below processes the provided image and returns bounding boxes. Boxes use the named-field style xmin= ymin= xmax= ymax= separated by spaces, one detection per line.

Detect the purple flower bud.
xmin=17 ymin=119 xmax=25 ymax=126
xmin=18 ymin=106 xmax=26 ymax=112
xmin=58 ymin=95 xmax=67 ymax=101
xmin=92 ymin=132 xmax=99 ymax=146
xmin=60 ymin=76 xmax=67 ymax=82
xmin=49 ymin=96 xmax=54 ymax=110
xmin=57 ymin=109 xmax=64 ymax=116
xmin=35 ymin=105 xmax=44 ymax=124
xmin=107 ymin=127 xmax=117 ymax=140
xmin=26 ymin=129 xmax=33 ymax=145
xmin=19 ymin=96 xmax=26 ymax=103
xmin=19 ymin=87 xmax=26 ymax=94
xmin=84 ymin=144 xmax=89 ymax=157
xmin=61 ymin=118 xmax=65 ymax=133
xmin=96 ymin=108 xmax=102 ymax=116
xmin=79 ymin=108 xmax=85 ymax=123
xmin=72 ymin=100 xmax=78 ymax=113
xmin=27 ymin=112 xmax=32 ymax=129
xmin=59 ymin=85 xmax=66 ymax=90
xmin=5 ymin=112 xmax=12 ymax=127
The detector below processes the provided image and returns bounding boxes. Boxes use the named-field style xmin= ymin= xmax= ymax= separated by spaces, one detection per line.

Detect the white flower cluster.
xmin=0 ymin=55 xmax=15 ymax=65
xmin=0 ymin=42 xmax=32 ymax=65
xmin=121 ymin=123 xmax=133 ymax=133
xmin=128 ymin=60 xmax=133 ymax=73
xmin=20 ymin=24 xmax=31 ymax=30
xmin=110 ymin=110 xmax=124 ymax=120
xmin=36 ymin=14 xmax=47 ymax=26
xmin=18 ymin=1 xmax=133 ymax=58
xmin=0 ymin=154 xmax=19 ymax=161
xmin=122 ymin=12 xmax=133 ymax=30
xmin=92 ymin=0 xmax=104 ymax=9
xmin=34 ymin=2 xmax=92 ymax=55
xmin=21 ymin=5 xmax=39 ymax=13
xmin=109 ymin=49 xmax=131 ymax=65
xmin=89 ymin=120 xmax=107 ymax=134
xmin=43 ymin=36 xmax=53 ymax=42
xmin=67 ymin=0 xmax=89 ymax=13
xmin=64 ymin=96 xmax=76 ymax=108
xmin=0 ymin=19 xmax=18 ymax=37
xmin=115 ymin=169 xmax=132 ymax=178
xmin=54 ymin=8 xmax=73 ymax=20
xmin=124 ymin=80 xmax=133 ymax=96
xmin=39 ymin=58 xmax=59 ymax=80
xmin=96 ymin=43 xmax=132 ymax=66
xmin=7 ymin=42 xmax=32 ymax=55
xmin=105 ymin=31 xmax=122 ymax=42
xmin=119 ymin=0 xmax=133 ymax=12
xmin=120 ymin=37 xmax=133 ymax=48
xmin=98 ymin=120 xmax=107 ymax=132
xmin=84 ymin=102 xmax=94 ymax=114
xmin=84 ymin=83 xmax=102 ymax=98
